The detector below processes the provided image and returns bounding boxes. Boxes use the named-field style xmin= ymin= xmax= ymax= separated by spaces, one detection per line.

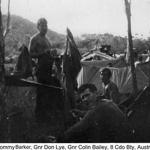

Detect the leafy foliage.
xmin=78 ymin=33 xmax=150 ymax=55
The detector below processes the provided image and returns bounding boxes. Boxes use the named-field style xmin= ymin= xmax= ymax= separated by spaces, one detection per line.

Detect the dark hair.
xmin=37 ymin=18 xmax=47 ymax=28
xmin=100 ymin=68 xmax=112 ymax=78
xmin=78 ymin=83 xmax=97 ymax=94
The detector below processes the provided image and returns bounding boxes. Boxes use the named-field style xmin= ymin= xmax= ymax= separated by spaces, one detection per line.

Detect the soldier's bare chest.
xmin=37 ymin=37 xmax=50 ymax=49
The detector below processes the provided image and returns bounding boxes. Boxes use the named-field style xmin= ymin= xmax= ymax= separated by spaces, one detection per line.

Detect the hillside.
xmin=3 ymin=15 xmax=150 ymax=57
xmin=3 ymin=15 xmax=65 ymax=56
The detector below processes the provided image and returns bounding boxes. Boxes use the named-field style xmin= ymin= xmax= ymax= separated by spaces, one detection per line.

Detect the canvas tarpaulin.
xmin=77 ymin=60 xmax=149 ymax=94
xmin=110 ymin=66 xmax=149 ymax=93
xmin=63 ymin=28 xmax=81 ymax=108
xmin=138 ymin=61 xmax=150 ymax=82
xmin=77 ymin=59 xmax=112 ymax=93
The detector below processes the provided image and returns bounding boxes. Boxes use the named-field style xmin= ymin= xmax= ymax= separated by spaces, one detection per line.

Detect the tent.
xmin=81 ymin=50 xmax=115 ymax=61
xmin=110 ymin=66 xmax=149 ymax=94
xmin=77 ymin=53 xmax=149 ymax=94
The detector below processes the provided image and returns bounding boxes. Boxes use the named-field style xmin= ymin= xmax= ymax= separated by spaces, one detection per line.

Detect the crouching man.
xmin=58 ymin=83 xmax=133 ymax=143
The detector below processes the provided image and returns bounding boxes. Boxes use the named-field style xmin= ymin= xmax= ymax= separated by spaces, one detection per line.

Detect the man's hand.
xmin=71 ymin=109 xmax=81 ymax=115
xmin=71 ymin=109 xmax=86 ymax=118
xmin=38 ymin=49 xmax=51 ymax=57
xmin=45 ymin=49 xmax=51 ymax=54
xmin=51 ymin=49 xmax=57 ymax=57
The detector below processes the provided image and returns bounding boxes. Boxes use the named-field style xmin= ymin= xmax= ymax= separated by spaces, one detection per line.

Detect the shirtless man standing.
xmin=29 ymin=18 xmax=53 ymax=122
xmin=29 ymin=18 xmax=53 ymax=82
xmin=29 ymin=18 xmax=51 ymax=59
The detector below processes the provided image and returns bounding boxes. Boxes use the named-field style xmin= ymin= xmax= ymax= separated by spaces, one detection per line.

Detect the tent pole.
xmin=124 ymin=0 xmax=138 ymax=95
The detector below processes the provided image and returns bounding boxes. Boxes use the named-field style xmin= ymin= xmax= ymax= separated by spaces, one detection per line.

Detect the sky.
xmin=2 ymin=0 xmax=150 ymax=38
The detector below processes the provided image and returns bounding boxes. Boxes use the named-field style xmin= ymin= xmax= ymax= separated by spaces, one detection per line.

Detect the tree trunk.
xmin=124 ymin=0 xmax=138 ymax=94
xmin=0 ymin=0 xmax=7 ymax=142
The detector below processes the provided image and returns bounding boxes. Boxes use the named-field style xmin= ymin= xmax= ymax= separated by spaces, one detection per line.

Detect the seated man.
xmin=58 ymin=84 xmax=132 ymax=143
xmin=100 ymin=68 xmax=120 ymax=105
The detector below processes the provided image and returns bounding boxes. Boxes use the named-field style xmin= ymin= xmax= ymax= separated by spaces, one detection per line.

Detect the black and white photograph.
xmin=0 ymin=0 xmax=150 ymax=143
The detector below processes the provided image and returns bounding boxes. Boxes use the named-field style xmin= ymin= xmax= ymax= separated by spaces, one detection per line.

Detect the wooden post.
xmin=0 ymin=0 xmax=11 ymax=141
xmin=124 ymin=0 xmax=138 ymax=95
xmin=0 ymin=0 xmax=6 ymax=141
xmin=0 ymin=0 xmax=10 ymax=80
xmin=0 ymin=0 xmax=5 ymax=82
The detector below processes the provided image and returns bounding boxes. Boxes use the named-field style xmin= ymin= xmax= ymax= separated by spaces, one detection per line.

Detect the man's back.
xmin=63 ymin=100 xmax=130 ymax=142
xmin=103 ymin=81 xmax=120 ymax=104
xmin=90 ymin=100 xmax=127 ymax=142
